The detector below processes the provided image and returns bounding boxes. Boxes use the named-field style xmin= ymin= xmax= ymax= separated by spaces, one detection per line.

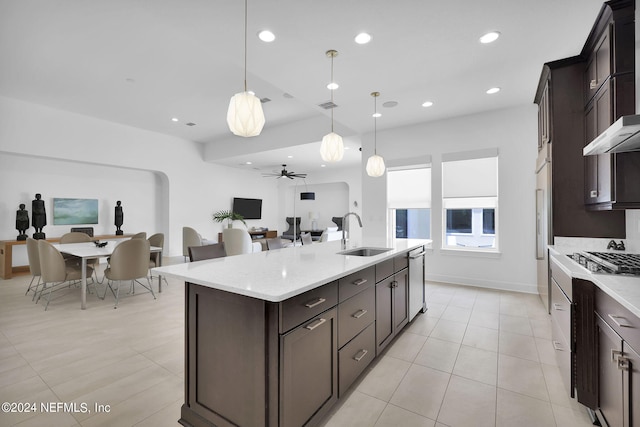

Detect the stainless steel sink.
xmin=338 ymin=247 xmax=393 ymax=257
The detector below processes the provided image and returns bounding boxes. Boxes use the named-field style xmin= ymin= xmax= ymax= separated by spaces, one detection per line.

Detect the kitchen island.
xmin=153 ymin=238 xmax=430 ymax=427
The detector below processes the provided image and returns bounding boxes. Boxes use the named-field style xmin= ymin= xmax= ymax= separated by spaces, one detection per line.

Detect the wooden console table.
xmin=217 ymin=229 xmax=277 ymax=242
xmin=0 ymin=234 xmax=133 ymax=280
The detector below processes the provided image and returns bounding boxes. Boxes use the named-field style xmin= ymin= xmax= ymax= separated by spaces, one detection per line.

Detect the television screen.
xmin=232 ymin=197 xmax=262 ymax=220
xmin=53 ymin=198 xmax=99 ymax=225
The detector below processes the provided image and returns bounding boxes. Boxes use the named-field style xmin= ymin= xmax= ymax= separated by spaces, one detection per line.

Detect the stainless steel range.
xmin=570 ymin=252 xmax=640 ymax=275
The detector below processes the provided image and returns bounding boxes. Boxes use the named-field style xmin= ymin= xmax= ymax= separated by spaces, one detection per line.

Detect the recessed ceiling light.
xmin=258 ymin=30 xmax=275 ymax=42
xmin=422 ymin=101 xmax=434 ymax=107
xmin=327 ymin=82 xmax=339 ymax=90
xmin=382 ymin=101 xmax=398 ymax=108
xmin=345 ymin=146 xmax=351 ymax=150
xmin=245 ymin=161 xmax=252 ymax=165
xmin=354 ymin=32 xmax=372 ymax=44
xmin=372 ymin=112 xmax=382 ymax=118
xmin=479 ymin=31 xmax=500 ymax=44
xmin=321 ymin=164 xmax=326 ymax=168
xmin=171 ymin=117 xmax=179 ymax=122
xmin=486 ymin=87 xmax=501 ymax=94
xmin=287 ymin=155 xmax=293 ymax=158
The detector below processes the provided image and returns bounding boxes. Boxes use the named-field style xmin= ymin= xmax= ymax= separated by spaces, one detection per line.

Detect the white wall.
xmin=0 ymin=96 xmax=279 ymax=259
xmin=361 ymin=105 xmax=539 ymax=293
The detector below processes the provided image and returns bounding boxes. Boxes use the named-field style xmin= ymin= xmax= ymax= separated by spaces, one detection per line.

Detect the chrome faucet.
xmin=342 ymin=212 xmax=363 ymax=249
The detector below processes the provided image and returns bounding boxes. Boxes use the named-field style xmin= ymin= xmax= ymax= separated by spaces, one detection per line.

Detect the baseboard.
xmin=424 ymin=273 xmax=538 ymax=294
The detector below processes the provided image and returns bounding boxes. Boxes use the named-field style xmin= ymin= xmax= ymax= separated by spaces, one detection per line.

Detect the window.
xmin=442 ymin=149 xmax=498 ymax=250
xmin=387 ymin=166 xmax=431 ymax=239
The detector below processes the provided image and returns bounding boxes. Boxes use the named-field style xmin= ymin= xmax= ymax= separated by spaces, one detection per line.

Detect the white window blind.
xmin=387 ymin=167 xmax=431 ymax=208
xmin=442 ymin=149 xmax=498 ymax=199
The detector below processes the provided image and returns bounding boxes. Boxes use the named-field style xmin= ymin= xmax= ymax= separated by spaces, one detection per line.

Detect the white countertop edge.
xmin=153 ymin=239 xmax=431 ymax=302
xmin=548 ymin=246 xmax=640 ymax=319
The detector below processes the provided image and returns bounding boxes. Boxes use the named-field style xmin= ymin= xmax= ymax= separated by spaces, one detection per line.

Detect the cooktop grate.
xmin=585 ymin=252 xmax=640 ymax=275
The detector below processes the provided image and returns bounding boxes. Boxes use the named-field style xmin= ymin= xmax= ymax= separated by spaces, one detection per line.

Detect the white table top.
xmin=549 ymin=245 xmax=640 ymax=318
xmin=55 ymin=241 xmax=162 ymax=257
xmin=152 ymin=238 xmax=430 ymax=302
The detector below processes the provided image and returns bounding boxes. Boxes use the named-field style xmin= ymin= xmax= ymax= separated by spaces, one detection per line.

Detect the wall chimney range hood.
xmin=583 ymin=115 xmax=640 ymax=155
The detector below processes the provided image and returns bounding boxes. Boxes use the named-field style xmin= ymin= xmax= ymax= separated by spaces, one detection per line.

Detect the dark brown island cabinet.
xmin=179 ymin=250 xmax=419 ymax=427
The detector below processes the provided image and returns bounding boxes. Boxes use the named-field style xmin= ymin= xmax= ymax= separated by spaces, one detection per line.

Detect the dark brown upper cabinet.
xmin=582 ymin=0 xmax=640 ymax=211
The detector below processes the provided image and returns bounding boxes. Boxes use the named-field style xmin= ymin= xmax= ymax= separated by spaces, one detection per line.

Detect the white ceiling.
xmin=0 ymin=0 xmax=605 ymax=173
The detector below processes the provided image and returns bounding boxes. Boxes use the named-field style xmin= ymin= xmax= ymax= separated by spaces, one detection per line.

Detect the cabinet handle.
xmin=552 ymin=341 xmax=564 ymax=351
xmin=608 ymin=314 xmax=634 ymax=328
xmin=617 ymin=356 xmax=630 ymax=371
xmin=305 ymin=298 xmax=326 ymax=309
xmin=589 ymin=79 xmax=598 ymax=89
xmin=553 ymin=303 xmax=565 ymax=311
xmin=611 ymin=349 xmax=623 ymax=362
xmin=352 ymin=278 xmax=368 ymax=286
xmin=305 ymin=318 xmax=327 ymax=331
xmin=590 ymin=190 xmax=598 ymax=198
xmin=353 ymin=349 xmax=368 ymax=362
xmin=389 ymin=280 xmax=398 ymax=288
xmin=352 ymin=309 xmax=368 ymax=319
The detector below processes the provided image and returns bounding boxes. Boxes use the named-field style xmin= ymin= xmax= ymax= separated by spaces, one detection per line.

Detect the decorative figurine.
xmin=31 ymin=193 xmax=46 ymax=240
xmin=114 ymin=200 xmax=124 ymax=235
xmin=16 ymin=203 xmax=29 ymax=241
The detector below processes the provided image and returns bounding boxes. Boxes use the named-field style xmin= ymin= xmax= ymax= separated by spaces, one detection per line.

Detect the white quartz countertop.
xmin=548 ymin=245 xmax=640 ymax=318
xmin=152 ymin=238 xmax=430 ymax=302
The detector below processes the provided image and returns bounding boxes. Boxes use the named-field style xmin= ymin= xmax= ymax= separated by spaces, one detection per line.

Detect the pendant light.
xmin=320 ymin=50 xmax=344 ymax=162
xmin=366 ymin=91 xmax=386 ymax=177
xmin=227 ymin=0 xmax=265 ymax=137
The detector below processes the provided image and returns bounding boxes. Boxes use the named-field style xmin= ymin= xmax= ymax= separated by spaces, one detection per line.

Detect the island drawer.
xmin=339 ymin=266 xmax=375 ymax=302
xmin=551 ymin=278 xmax=572 ymax=345
xmin=550 ymin=257 xmax=572 ymax=301
xmin=338 ymin=322 xmax=375 ymax=397
xmin=280 ymin=281 xmax=338 ymax=333
xmin=375 ymin=259 xmax=394 ymax=283
xmin=596 ymin=288 xmax=640 ymax=350
xmin=394 ymin=253 xmax=409 ymax=271
xmin=338 ymin=286 xmax=375 ymax=348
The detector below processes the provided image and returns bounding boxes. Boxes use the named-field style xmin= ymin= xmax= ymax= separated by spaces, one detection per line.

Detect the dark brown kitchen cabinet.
xmin=535 ymin=58 xmax=625 ymax=238
xmin=281 ymin=308 xmax=338 ymax=427
xmin=582 ymin=0 xmax=640 ymax=211
xmin=375 ymin=265 xmax=409 ymax=354
xmin=595 ymin=287 xmax=640 ymax=427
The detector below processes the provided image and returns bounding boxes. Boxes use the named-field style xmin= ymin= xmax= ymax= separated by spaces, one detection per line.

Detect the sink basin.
xmin=338 ymin=247 xmax=393 ymax=257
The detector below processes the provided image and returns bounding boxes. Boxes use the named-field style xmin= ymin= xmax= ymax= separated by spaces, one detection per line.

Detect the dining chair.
xmin=103 ymin=238 xmax=154 ymax=308
xmin=37 ymin=240 xmax=94 ymax=310
xmin=300 ymin=232 xmax=313 ymax=245
xmin=188 ymin=243 xmax=226 ymax=262
xmin=148 ymin=233 xmax=168 ymax=287
xmin=266 ymin=237 xmax=283 ymax=250
xmin=131 ymin=232 xmax=147 ymax=239
xmin=183 ymin=226 xmax=203 ymax=261
xmin=25 ymin=237 xmax=42 ymax=300
xmin=222 ymin=228 xmax=261 ymax=256
xmin=59 ymin=231 xmax=99 ymax=281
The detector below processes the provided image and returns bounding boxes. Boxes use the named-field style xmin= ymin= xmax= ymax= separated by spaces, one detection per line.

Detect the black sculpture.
xmin=115 ymin=200 xmax=124 ymax=235
xmin=16 ymin=203 xmax=29 ymax=241
xmin=31 ymin=193 xmax=46 ymax=240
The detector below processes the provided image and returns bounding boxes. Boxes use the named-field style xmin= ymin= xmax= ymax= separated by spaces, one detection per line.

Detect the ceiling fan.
xmin=262 ymin=164 xmax=307 ymax=179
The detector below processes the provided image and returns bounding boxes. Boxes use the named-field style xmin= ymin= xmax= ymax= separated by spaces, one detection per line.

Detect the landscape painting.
xmin=53 ymin=198 xmax=99 ymax=225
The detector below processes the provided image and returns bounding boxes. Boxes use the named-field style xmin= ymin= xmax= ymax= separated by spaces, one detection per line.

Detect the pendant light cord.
xmin=243 ymin=0 xmax=248 ymax=92
xmin=373 ymin=95 xmax=377 ymax=155
xmin=330 ymin=54 xmax=334 ymax=132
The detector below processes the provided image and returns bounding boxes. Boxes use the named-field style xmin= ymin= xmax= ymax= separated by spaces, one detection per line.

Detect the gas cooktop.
xmin=569 ymin=251 xmax=640 ymax=275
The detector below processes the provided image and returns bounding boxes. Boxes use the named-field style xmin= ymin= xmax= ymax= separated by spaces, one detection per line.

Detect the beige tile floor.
xmin=0 ymin=260 xmax=595 ymax=426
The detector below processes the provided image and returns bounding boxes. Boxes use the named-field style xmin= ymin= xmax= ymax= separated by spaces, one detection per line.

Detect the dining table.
xmin=54 ymin=241 xmax=163 ymax=309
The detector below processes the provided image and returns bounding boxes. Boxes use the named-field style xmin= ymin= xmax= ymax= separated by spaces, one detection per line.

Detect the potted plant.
xmin=213 ymin=210 xmax=246 ymax=228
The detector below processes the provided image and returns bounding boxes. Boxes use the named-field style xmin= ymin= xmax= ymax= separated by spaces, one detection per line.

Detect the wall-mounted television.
xmin=53 ymin=198 xmax=99 ymax=225
xmin=232 ymin=197 xmax=262 ymax=220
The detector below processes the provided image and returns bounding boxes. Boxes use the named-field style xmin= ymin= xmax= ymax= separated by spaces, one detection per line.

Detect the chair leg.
xmin=113 ymin=281 xmax=122 ymax=309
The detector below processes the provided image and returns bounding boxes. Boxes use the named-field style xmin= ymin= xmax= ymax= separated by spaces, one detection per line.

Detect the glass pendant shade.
xmin=320 ymin=132 xmax=344 ymax=162
xmin=227 ymin=91 xmax=265 ymax=137
xmin=366 ymin=154 xmax=386 ymax=177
